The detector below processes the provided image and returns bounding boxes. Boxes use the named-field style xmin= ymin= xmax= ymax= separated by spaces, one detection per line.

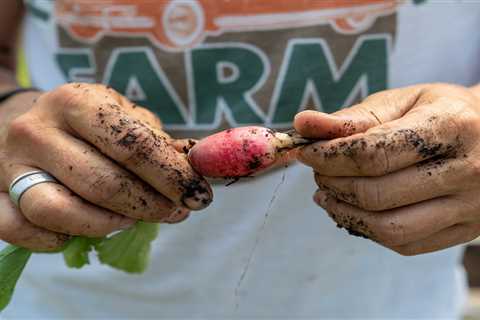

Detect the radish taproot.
xmin=188 ymin=126 xmax=311 ymax=178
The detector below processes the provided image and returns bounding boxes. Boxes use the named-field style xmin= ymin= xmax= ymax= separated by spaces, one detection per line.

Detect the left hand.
xmin=294 ymin=83 xmax=480 ymax=256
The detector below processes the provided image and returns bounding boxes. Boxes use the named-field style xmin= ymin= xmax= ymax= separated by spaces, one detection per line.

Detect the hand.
xmin=0 ymin=83 xmax=212 ymax=251
xmin=294 ymin=83 xmax=480 ymax=255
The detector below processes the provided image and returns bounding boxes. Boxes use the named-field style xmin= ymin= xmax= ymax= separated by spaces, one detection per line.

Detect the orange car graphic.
xmin=55 ymin=0 xmax=401 ymax=51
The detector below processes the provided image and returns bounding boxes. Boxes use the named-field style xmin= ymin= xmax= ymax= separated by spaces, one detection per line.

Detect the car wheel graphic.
xmin=162 ymin=0 xmax=205 ymax=49
xmin=331 ymin=14 xmax=377 ymax=34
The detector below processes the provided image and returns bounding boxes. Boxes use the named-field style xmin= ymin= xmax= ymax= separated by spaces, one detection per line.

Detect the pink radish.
xmin=188 ymin=126 xmax=311 ymax=178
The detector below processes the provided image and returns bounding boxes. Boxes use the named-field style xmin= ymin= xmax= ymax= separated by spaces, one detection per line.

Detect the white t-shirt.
xmin=3 ymin=0 xmax=477 ymax=318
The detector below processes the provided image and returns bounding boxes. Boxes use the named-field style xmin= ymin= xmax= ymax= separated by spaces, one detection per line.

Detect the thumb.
xmin=293 ymin=85 xmax=424 ymax=139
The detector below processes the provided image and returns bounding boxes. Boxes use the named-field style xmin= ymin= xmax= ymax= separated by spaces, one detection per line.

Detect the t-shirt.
xmin=3 ymin=0 xmax=477 ymax=318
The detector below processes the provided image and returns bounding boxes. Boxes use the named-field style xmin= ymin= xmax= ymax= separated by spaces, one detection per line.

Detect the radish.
xmin=188 ymin=126 xmax=311 ymax=178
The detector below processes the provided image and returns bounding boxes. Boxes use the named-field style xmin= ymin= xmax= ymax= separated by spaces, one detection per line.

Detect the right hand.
xmin=0 ymin=83 xmax=213 ymax=251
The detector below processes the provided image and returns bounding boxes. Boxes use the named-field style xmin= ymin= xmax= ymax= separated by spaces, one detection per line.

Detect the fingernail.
xmin=181 ymin=180 xmax=213 ymax=210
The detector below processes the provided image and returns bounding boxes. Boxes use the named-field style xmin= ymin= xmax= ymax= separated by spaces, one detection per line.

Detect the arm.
xmin=0 ymin=1 xmax=32 ymax=138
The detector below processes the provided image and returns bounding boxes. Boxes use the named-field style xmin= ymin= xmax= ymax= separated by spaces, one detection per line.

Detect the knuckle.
xmin=353 ymin=179 xmax=384 ymax=211
xmin=115 ymin=128 xmax=157 ymax=165
xmin=7 ymin=115 xmax=41 ymax=144
xmin=27 ymin=196 xmax=66 ymax=225
xmin=86 ymin=173 xmax=125 ymax=203
xmin=46 ymin=83 xmax=83 ymax=108
xmin=350 ymin=135 xmax=389 ymax=176
xmin=366 ymin=139 xmax=390 ymax=176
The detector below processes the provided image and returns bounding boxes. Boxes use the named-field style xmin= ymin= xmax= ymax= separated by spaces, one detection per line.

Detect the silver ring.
xmin=8 ymin=171 xmax=58 ymax=207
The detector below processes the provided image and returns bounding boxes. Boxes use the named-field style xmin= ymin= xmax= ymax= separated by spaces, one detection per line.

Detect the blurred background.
xmin=463 ymin=241 xmax=480 ymax=319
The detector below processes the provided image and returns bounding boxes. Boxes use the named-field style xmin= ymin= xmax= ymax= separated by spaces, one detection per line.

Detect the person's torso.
xmin=5 ymin=0 xmax=479 ymax=318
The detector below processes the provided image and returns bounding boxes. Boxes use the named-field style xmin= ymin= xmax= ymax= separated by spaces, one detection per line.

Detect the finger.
xmin=45 ymin=84 xmax=212 ymax=210
xmin=314 ymin=156 xmax=469 ymax=211
xmin=5 ymin=165 xmax=135 ymax=237
xmin=299 ymin=101 xmax=462 ymax=176
xmin=16 ymin=128 xmax=178 ymax=221
xmin=294 ymin=85 xmax=424 ymax=138
xmin=273 ymin=148 xmax=298 ymax=168
xmin=95 ymin=84 xmax=163 ymax=129
xmin=0 ymin=192 xmax=69 ymax=252
xmin=314 ymin=191 xmax=464 ymax=247
xmin=387 ymin=223 xmax=479 ymax=256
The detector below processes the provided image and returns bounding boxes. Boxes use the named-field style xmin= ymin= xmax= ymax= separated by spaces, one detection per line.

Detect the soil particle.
xmin=138 ymin=197 xmax=147 ymax=207
xmin=110 ymin=124 xmax=122 ymax=135
xmin=181 ymin=139 xmax=197 ymax=154
xmin=181 ymin=179 xmax=211 ymax=206
xmin=316 ymin=181 xmax=358 ymax=206
xmin=182 ymin=179 xmax=208 ymax=198
xmin=321 ymin=127 xmax=461 ymax=164
xmin=242 ymin=139 xmax=250 ymax=152
xmin=117 ymin=131 xmax=138 ymax=147
xmin=247 ymin=156 xmax=262 ymax=170
xmin=119 ymin=118 xmax=129 ymax=126
xmin=336 ymin=214 xmax=372 ymax=239
xmin=416 ymin=155 xmax=451 ymax=175
xmin=265 ymin=128 xmax=276 ymax=136
xmin=323 ymin=194 xmax=373 ymax=239
xmin=342 ymin=120 xmax=356 ymax=136
xmin=397 ymin=129 xmax=443 ymax=158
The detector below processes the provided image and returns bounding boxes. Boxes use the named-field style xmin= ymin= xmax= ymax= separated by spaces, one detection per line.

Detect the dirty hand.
xmin=0 ymin=83 xmax=212 ymax=251
xmin=294 ymin=83 xmax=480 ymax=255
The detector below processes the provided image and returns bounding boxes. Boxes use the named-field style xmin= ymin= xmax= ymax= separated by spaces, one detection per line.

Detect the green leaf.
xmin=95 ymin=222 xmax=159 ymax=273
xmin=63 ymin=237 xmax=102 ymax=269
xmin=0 ymin=245 xmax=31 ymax=312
